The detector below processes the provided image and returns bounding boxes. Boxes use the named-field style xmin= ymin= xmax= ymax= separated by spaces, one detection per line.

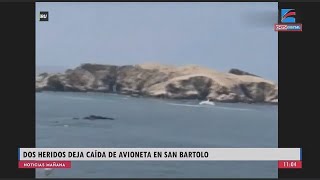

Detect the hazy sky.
xmin=36 ymin=2 xmax=278 ymax=81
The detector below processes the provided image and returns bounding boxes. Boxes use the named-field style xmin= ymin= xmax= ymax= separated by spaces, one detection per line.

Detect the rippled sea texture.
xmin=36 ymin=92 xmax=278 ymax=178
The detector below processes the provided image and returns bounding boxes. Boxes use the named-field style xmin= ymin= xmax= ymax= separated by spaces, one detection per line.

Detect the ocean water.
xmin=36 ymin=92 xmax=278 ymax=178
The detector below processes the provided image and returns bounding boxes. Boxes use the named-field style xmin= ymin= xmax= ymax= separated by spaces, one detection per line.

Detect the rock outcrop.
xmin=83 ymin=115 xmax=114 ymax=120
xmin=229 ymin=68 xmax=260 ymax=77
xmin=36 ymin=63 xmax=278 ymax=104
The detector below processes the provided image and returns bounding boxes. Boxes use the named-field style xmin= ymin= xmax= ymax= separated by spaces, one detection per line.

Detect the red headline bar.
xmin=18 ymin=161 xmax=71 ymax=169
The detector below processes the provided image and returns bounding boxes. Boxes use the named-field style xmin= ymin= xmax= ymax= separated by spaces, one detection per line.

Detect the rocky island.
xmin=36 ymin=63 xmax=278 ymax=104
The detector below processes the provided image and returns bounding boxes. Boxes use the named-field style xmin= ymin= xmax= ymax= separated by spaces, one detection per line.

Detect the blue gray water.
xmin=36 ymin=92 xmax=278 ymax=178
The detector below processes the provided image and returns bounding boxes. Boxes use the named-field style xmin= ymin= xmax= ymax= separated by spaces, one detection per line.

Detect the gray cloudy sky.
xmin=36 ymin=2 xmax=278 ymax=81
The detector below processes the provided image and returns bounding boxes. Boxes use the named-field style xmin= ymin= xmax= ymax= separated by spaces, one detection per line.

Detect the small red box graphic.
xmin=278 ymin=160 xmax=302 ymax=169
xmin=18 ymin=161 xmax=71 ymax=169
xmin=274 ymin=23 xmax=302 ymax=32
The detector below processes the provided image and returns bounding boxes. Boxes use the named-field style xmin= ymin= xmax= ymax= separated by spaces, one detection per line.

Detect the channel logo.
xmin=281 ymin=9 xmax=296 ymax=23
xmin=275 ymin=8 xmax=302 ymax=32
xmin=274 ymin=24 xmax=302 ymax=32
xmin=39 ymin=11 xmax=49 ymax=21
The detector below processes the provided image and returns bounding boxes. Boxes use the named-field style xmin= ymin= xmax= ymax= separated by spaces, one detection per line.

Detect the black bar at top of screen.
xmin=0 ymin=0 xmax=319 ymax=3
xmin=1 ymin=0 xmax=320 ymax=3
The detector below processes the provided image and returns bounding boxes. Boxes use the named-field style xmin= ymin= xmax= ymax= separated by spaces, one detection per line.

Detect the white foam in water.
xmin=213 ymin=106 xmax=254 ymax=111
xmin=166 ymin=103 xmax=204 ymax=108
xmin=167 ymin=103 xmax=254 ymax=111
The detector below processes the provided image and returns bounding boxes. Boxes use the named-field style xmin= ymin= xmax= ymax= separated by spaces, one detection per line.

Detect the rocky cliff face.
xmin=36 ymin=63 xmax=278 ymax=104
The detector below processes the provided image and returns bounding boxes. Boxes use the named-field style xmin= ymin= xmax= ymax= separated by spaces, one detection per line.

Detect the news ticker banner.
xmin=18 ymin=148 xmax=302 ymax=169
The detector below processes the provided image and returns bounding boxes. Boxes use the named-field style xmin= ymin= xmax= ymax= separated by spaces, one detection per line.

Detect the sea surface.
xmin=36 ymin=91 xmax=278 ymax=178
